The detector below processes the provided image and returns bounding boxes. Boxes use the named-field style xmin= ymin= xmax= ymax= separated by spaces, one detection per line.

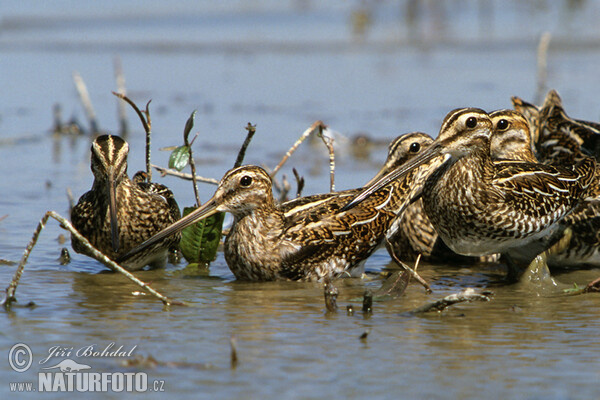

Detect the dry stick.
xmin=270 ymin=120 xmax=326 ymax=178
xmin=584 ymin=276 xmax=600 ymax=293
xmin=535 ymin=32 xmax=551 ymax=105
xmin=73 ymin=71 xmax=100 ymax=134
xmin=151 ymin=164 xmax=218 ymax=185
xmin=187 ymin=133 xmax=201 ymax=206
xmin=66 ymin=188 xmax=75 ymax=214
xmin=409 ymin=288 xmax=491 ymax=314
xmin=112 ymin=92 xmax=153 ymax=181
xmin=278 ymin=174 xmax=291 ymax=203
xmin=230 ymin=336 xmax=239 ymax=369
xmin=317 ymin=124 xmax=336 ymax=192
xmin=292 ymin=168 xmax=305 ymax=198
xmin=2 ymin=211 xmax=181 ymax=309
xmin=113 ymin=57 xmax=129 ymax=138
xmin=385 ymin=238 xmax=432 ymax=293
xmin=234 ymin=123 xmax=257 ymax=168
xmin=323 ymin=280 xmax=338 ymax=312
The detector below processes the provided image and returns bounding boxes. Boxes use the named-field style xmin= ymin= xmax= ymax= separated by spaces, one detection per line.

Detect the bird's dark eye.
xmin=240 ymin=175 xmax=252 ymax=187
xmin=466 ymin=117 xmax=477 ymax=128
xmin=409 ymin=142 xmax=420 ymax=153
xmin=497 ymin=119 xmax=509 ymax=131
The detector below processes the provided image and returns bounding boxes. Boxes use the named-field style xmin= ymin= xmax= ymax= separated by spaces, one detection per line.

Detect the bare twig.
xmin=535 ymin=32 xmax=551 ymax=105
xmin=386 ymin=240 xmax=432 ymax=293
xmin=362 ymin=289 xmax=373 ymax=313
xmin=2 ymin=211 xmax=181 ymax=309
xmin=72 ymin=71 xmax=100 ymax=134
xmin=409 ymin=288 xmax=492 ymax=314
xmin=270 ymin=120 xmax=327 ymax=177
xmin=112 ymin=92 xmax=152 ymax=181
xmin=317 ymin=124 xmax=336 ymax=192
xmin=151 ymin=164 xmax=218 ymax=185
xmin=230 ymin=336 xmax=238 ymax=369
xmin=182 ymin=111 xmax=201 ymax=206
xmin=292 ymin=168 xmax=305 ymax=198
xmin=66 ymin=188 xmax=75 ymax=214
xmin=324 ymin=280 xmax=339 ymax=313
xmin=187 ymin=133 xmax=201 ymax=206
xmin=234 ymin=123 xmax=257 ymax=168
xmin=584 ymin=276 xmax=600 ymax=293
xmin=278 ymin=174 xmax=291 ymax=203
xmin=113 ymin=56 xmax=129 ymax=138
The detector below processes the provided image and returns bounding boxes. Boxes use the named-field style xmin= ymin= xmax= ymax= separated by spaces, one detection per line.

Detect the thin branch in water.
xmin=324 ymin=280 xmax=338 ymax=313
xmin=409 ymin=288 xmax=492 ymax=314
xmin=73 ymin=71 xmax=100 ymax=134
xmin=230 ymin=336 xmax=239 ymax=369
xmin=535 ymin=32 xmax=551 ymax=105
xmin=66 ymin=187 xmax=75 ymax=214
xmin=151 ymin=164 xmax=218 ymax=185
xmin=2 ymin=211 xmax=182 ymax=309
xmin=187 ymin=132 xmax=201 ymax=206
xmin=278 ymin=174 xmax=291 ymax=203
xmin=386 ymin=239 xmax=432 ymax=293
xmin=113 ymin=56 xmax=129 ymax=138
xmin=584 ymin=276 xmax=600 ymax=293
xmin=317 ymin=124 xmax=336 ymax=192
xmin=292 ymin=168 xmax=305 ymax=198
xmin=270 ymin=120 xmax=327 ymax=178
xmin=182 ymin=111 xmax=201 ymax=206
xmin=362 ymin=289 xmax=373 ymax=313
xmin=234 ymin=123 xmax=257 ymax=168
xmin=112 ymin=92 xmax=152 ymax=181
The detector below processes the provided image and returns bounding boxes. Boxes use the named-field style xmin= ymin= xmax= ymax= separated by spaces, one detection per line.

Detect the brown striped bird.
xmin=71 ymin=135 xmax=181 ymax=270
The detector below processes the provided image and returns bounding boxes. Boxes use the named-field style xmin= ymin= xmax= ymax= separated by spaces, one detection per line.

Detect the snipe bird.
xmin=366 ymin=132 xmax=480 ymax=262
xmin=118 ymin=151 xmax=447 ymax=281
xmin=382 ymin=111 xmax=535 ymax=263
xmin=512 ymin=91 xmax=600 ymax=267
xmin=71 ymin=135 xmax=181 ymax=270
xmin=513 ymin=90 xmax=600 ymax=164
xmin=342 ymin=108 xmax=597 ymax=280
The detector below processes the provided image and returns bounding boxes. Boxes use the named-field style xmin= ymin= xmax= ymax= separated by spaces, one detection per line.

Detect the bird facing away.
xmin=71 ymin=135 xmax=181 ymax=271
xmin=118 ymin=148 xmax=447 ymax=282
xmin=342 ymin=108 xmax=596 ymax=280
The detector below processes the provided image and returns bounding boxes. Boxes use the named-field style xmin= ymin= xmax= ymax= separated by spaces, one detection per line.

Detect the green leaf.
xmin=169 ymin=145 xmax=190 ymax=171
xmin=180 ymin=206 xmax=225 ymax=263
xmin=183 ymin=110 xmax=197 ymax=143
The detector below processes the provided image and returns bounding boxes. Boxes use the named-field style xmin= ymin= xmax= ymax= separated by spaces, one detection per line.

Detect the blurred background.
xmin=1 ymin=2 xmax=600 ymax=399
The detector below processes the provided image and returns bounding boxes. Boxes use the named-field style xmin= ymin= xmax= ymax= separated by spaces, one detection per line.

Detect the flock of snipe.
xmin=70 ymin=90 xmax=600 ymax=283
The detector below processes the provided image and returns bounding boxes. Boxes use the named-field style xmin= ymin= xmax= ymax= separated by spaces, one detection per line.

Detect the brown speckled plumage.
xmin=71 ymin=135 xmax=181 ymax=270
xmin=344 ymin=108 xmax=596 ymax=279
xmin=513 ymin=90 xmax=600 ymax=267
xmin=120 ymin=157 xmax=445 ymax=281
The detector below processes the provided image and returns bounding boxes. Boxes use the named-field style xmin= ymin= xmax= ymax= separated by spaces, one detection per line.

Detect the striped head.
xmin=91 ymin=135 xmax=129 ymax=184
xmin=366 ymin=132 xmax=433 ymax=186
xmin=117 ymin=165 xmax=275 ymax=263
xmin=490 ymin=109 xmax=537 ymax=162
xmin=435 ymin=108 xmax=493 ymax=157
xmin=209 ymin=166 xmax=275 ymax=215
xmin=342 ymin=108 xmax=492 ymax=211
xmin=90 ymin=134 xmax=129 ymax=252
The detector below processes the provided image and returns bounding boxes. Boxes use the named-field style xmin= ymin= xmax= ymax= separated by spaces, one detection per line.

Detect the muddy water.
xmin=1 ymin=2 xmax=600 ymax=399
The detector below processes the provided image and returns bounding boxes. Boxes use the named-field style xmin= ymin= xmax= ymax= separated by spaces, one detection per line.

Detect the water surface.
xmin=1 ymin=2 xmax=600 ymax=399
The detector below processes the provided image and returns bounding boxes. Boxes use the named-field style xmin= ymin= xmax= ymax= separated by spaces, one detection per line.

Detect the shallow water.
xmin=2 ymin=1 xmax=600 ymax=399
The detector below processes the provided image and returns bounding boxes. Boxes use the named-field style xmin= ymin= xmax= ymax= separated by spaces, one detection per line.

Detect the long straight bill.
xmin=108 ymin=168 xmax=120 ymax=252
xmin=117 ymin=197 xmax=220 ymax=263
xmin=341 ymin=144 xmax=445 ymax=212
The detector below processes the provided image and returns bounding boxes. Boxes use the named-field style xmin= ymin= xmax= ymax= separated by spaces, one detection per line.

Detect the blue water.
xmin=1 ymin=1 xmax=600 ymax=399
